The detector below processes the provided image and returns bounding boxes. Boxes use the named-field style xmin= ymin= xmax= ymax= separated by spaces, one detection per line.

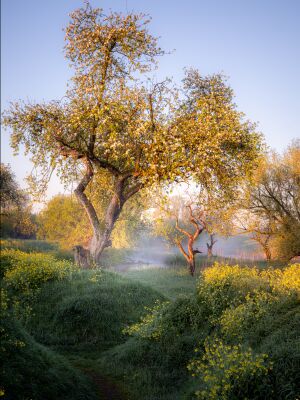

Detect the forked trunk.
xmin=89 ymin=188 xmax=125 ymax=262
xmin=175 ymin=208 xmax=204 ymax=277
xmin=74 ymin=162 xmax=136 ymax=264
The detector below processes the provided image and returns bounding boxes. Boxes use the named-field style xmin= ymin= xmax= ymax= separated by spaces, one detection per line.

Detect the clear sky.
xmin=1 ymin=0 xmax=300 ymax=198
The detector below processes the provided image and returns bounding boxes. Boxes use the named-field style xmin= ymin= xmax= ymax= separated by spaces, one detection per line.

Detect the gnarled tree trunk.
xmin=175 ymin=205 xmax=205 ymax=276
xmin=75 ymin=159 xmax=140 ymax=263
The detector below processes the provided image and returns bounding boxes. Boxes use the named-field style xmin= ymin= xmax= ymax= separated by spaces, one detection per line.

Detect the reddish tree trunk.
xmin=174 ymin=205 xmax=205 ymax=277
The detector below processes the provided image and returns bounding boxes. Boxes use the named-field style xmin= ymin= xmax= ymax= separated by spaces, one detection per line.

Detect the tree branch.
xmin=174 ymin=238 xmax=190 ymax=262
xmin=175 ymin=218 xmax=193 ymax=239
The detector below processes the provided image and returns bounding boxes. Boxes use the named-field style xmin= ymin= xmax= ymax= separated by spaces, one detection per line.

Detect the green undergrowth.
xmin=122 ymin=267 xmax=197 ymax=299
xmin=0 ymin=238 xmax=73 ymax=260
xmin=0 ymin=248 xmax=166 ymax=399
xmin=98 ymin=263 xmax=300 ymax=400
xmin=1 ymin=313 xmax=97 ymax=400
xmin=1 ymin=245 xmax=299 ymax=400
xmin=24 ymin=269 xmax=165 ymax=351
xmin=164 ymin=253 xmax=283 ymax=270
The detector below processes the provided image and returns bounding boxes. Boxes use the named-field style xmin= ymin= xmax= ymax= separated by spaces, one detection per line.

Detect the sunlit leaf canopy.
xmin=3 ymin=2 xmax=263 ymax=198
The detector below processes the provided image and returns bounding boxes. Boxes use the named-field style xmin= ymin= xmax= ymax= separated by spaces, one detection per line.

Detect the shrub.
xmin=197 ymin=263 xmax=300 ymax=322
xmin=124 ymin=296 xmax=209 ymax=342
xmin=2 ymin=249 xmax=78 ymax=294
xmin=187 ymin=339 xmax=272 ymax=400
xmin=265 ymin=263 xmax=300 ymax=294
xmin=123 ymin=300 xmax=170 ymax=340
xmin=219 ymin=290 xmax=280 ymax=341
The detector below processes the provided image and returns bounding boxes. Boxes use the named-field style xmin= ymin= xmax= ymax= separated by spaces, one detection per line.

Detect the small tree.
xmin=206 ymin=234 xmax=217 ymax=257
xmin=2 ymin=3 xmax=262 ymax=262
xmin=151 ymin=189 xmax=234 ymax=275
xmin=174 ymin=204 xmax=205 ymax=276
xmin=152 ymin=195 xmax=206 ymax=276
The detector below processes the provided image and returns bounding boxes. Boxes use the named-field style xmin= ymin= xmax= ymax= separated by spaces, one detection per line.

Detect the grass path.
xmin=83 ymin=369 xmax=127 ymax=400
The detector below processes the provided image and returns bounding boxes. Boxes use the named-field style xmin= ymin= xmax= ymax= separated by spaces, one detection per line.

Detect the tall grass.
xmin=164 ymin=253 xmax=284 ymax=270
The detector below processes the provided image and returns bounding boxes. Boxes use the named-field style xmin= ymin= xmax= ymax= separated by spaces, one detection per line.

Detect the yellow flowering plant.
xmin=187 ymin=339 xmax=272 ymax=400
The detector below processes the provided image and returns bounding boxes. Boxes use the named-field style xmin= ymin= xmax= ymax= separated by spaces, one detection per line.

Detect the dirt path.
xmin=84 ymin=369 xmax=128 ymax=400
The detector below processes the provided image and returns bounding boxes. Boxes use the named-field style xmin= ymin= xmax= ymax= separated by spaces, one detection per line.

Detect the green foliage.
xmin=111 ymin=263 xmax=300 ymax=399
xmin=0 ymin=315 xmax=97 ymax=400
xmin=0 ymin=238 xmax=73 ymax=260
xmin=187 ymin=340 xmax=271 ymax=400
xmin=1 ymin=238 xmax=58 ymax=252
xmin=219 ymin=290 xmax=278 ymax=340
xmin=271 ymin=220 xmax=300 ymax=261
xmin=37 ymin=194 xmax=91 ymax=249
xmin=37 ymin=193 xmax=147 ymax=250
xmin=123 ymin=300 xmax=171 ymax=340
xmin=1 ymin=239 xmax=298 ymax=400
xmin=197 ymin=263 xmax=270 ymax=321
xmin=0 ymin=163 xmax=26 ymax=212
xmin=0 ymin=164 xmax=38 ymax=239
xmin=2 ymin=249 xmax=78 ymax=293
xmin=1 ymin=207 xmax=38 ymax=239
xmin=22 ymin=269 xmax=165 ymax=350
xmin=0 ymin=250 xmax=97 ymax=400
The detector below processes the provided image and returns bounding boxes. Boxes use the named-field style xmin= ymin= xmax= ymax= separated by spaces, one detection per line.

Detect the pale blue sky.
xmin=1 ymin=0 xmax=300 ymax=198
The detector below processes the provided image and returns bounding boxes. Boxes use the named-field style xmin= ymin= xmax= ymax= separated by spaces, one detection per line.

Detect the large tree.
xmin=37 ymin=192 xmax=147 ymax=250
xmin=248 ymin=141 xmax=300 ymax=260
xmin=2 ymin=3 xmax=262 ymax=262
xmin=233 ymin=141 xmax=300 ymax=261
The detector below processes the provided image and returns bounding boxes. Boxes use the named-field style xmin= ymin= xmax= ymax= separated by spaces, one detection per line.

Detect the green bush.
xmin=197 ymin=263 xmax=300 ymax=321
xmin=115 ymin=263 xmax=300 ymax=399
xmin=2 ymin=249 xmax=78 ymax=294
xmin=187 ymin=339 xmax=272 ymax=400
xmin=0 ymin=239 xmax=73 ymax=260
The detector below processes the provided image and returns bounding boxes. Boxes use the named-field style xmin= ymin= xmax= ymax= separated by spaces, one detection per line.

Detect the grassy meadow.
xmin=0 ymin=239 xmax=299 ymax=400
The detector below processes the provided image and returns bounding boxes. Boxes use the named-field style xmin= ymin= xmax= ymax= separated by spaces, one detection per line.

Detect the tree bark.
xmin=90 ymin=175 xmax=131 ymax=262
xmin=75 ymin=165 xmax=139 ymax=263
xmin=174 ymin=206 xmax=205 ymax=276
